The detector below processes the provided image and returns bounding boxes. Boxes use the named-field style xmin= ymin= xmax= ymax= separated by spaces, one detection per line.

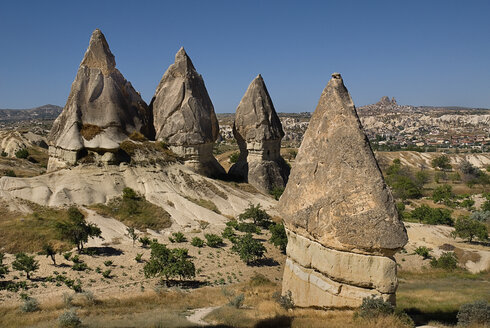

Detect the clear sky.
xmin=0 ymin=0 xmax=489 ymax=112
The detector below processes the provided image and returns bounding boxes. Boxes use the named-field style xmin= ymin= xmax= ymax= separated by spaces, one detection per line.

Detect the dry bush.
xmin=128 ymin=131 xmax=147 ymax=142
xmin=80 ymin=124 xmax=103 ymax=140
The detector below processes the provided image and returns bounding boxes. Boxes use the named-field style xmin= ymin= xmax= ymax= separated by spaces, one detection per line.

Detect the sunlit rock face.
xmin=279 ymin=73 xmax=408 ymax=308
xmin=229 ymin=74 xmax=289 ymax=192
xmin=150 ymin=48 xmax=224 ymax=178
xmin=47 ymin=29 xmax=153 ymax=171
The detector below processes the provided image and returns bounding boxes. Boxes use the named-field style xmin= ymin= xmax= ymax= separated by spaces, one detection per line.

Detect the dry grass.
xmin=0 ymin=201 xmax=71 ymax=253
xmin=80 ymin=124 xmax=103 ymax=140
xmin=26 ymin=146 xmax=49 ymax=168
xmin=179 ymin=170 xmax=228 ymax=199
xmin=1 ymin=268 xmax=487 ymax=327
xmin=222 ymin=181 xmax=260 ymax=194
xmin=0 ymin=286 xmax=227 ymax=327
xmin=128 ymin=131 xmax=147 ymax=142
xmin=184 ymin=196 xmax=221 ymax=214
xmin=397 ymin=269 xmax=490 ymax=325
xmin=90 ymin=196 xmax=172 ymax=231
xmin=453 ymin=246 xmax=482 ymax=264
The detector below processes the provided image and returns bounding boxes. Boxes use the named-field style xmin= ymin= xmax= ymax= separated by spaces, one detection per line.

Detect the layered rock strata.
xmin=229 ymin=75 xmax=290 ymax=192
xmin=150 ymin=48 xmax=224 ymax=178
xmin=279 ymin=73 xmax=408 ymax=308
xmin=47 ymin=29 xmax=154 ymax=171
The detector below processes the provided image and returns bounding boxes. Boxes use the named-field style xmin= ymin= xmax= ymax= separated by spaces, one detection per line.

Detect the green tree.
xmin=410 ymin=205 xmax=432 ymax=223
xmin=452 ymin=216 xmax=488 ymax=242
xmin=229 ymin=152 xmax=239 ymax=163
xmin=42 ymin=244 xmax=57 ymax=266
xmin=205 ymin=234 xmax=223 ymax=248
xmin=434 ymin=171 xmax=447 ymax=183
xmin=143 ymin=243 xmax=195 ymax=282
xmin=238 ymin=204 xmax=272 ymax=228
xmin=431 ymin=154 xmax=452 ymax=171
xmin=12 ymin=253 xmax=39 ymax=280
xmin=426 ymin=208 xmax=453 ymax=226
xmin=449 ymin=172 xmax=461 ymax=183
xmin=232 ymin=233 xmax=266 ymax=264
xmin=0 ymin=253 xmax=8 ymax=279
xmin=384 ymin=161 xmax=422 ymax=200
xmin=414 ymin=246 xmax=432 ymax=259
xmin=430 ymin=252 xmax=458 ymax=270
xmin=15 ymin=148 xmax=29 ymax=159
xmin=122 ymin=187 xmax=139 ymax=200
xmin=269 ymin=223 xmax=288 ymax=253
xmin=170 ymin=232 xmax=186 ymax=243
xmin=191 ymin=237 xmax=205 ymax=247
xmin=56 ymin=207 xmax=102 ymax=253
xmin=269 ymin=187 xmax=285 ymax=200
xmin=415 ymin=170 xmax=430 ymax=187
xmin=221 ymin=226 xmax=236 ymax=241
xmin=126 ymin=227 xmax=138 ymax=246
xmin=460 ymin=198 xmax=475 ymax=209
xmin=460 ymin=160 xmax=481 ymax=177
xmin=410 ymin=205 xmax=453 ymax=225
xmin=432 ymin=184 xmax=454 ymax=205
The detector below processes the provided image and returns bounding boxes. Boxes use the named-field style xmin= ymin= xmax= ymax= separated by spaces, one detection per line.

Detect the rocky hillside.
xmin=0 ymin=162 xmax=277 ymax=229
xmin=0 ymin=104 xmax=62 ymax=122
xmin=359 ymin=98 xmax=490 ymax=137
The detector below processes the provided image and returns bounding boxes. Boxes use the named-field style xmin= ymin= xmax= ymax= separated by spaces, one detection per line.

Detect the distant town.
xmin=2 ymin=97 xmax=490 ymax=153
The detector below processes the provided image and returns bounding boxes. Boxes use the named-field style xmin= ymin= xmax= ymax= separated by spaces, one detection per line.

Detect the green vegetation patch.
xmin=90 ymin=188 xmax=172 ymax=231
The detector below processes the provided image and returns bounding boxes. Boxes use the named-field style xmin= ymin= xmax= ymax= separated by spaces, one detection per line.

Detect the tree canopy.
xmin=56 ymin=207 xmax=102 ymax=253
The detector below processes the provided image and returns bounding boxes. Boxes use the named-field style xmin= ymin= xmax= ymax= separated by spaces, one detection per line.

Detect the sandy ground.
xmin=0 ymin=209 xmax=286 ymax=305
xmin=186 ymin=306 xmax=220 ymax=326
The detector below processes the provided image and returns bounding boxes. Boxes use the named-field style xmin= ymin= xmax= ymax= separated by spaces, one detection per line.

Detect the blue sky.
xmin=0 ymin=0 xmax=489 ymax=112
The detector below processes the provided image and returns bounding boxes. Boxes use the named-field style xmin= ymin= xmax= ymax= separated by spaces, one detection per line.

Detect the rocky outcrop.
xmin=279 ymin=73 xmax=407 ymax=308
xmin=150 ymin=48 xmax=224 ymax=178
xmin=47 ymin=29 xmax=154 ymax=171
xmin=0 ymin=163 xmax=278 ymax=229
xmin=229 ymin=75 xmax=289 ymax=192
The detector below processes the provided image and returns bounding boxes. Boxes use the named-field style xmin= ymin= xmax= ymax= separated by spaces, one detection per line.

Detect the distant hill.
xmin=0 ymin=104 xmax=62 ymax=122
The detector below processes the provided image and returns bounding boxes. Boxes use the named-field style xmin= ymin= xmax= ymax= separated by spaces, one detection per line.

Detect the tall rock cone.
xmin=229 ymin=75 xmax=290 ymax=192
xmin=150 ymin=48 xmax=224 ymax=177
xmin=47 ymin=29 xmax=154 ymax=171
xmin=279 ymin=73 xmax=408 ymax=308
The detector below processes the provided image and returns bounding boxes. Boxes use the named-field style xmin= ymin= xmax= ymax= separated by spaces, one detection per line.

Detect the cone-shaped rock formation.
xmin=229 ymin=75 xmax=289 ymax=192
xmin=150 ymin=48 xmax=224 ymax=177
xmin=47 ymin=29 xmax=154 ymax=171
xmin=279 ymin=73 xmax=408 ymax=308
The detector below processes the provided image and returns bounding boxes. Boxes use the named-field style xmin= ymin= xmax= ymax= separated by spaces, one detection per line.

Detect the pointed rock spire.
xmin=279 ymin=73 xmax=407 ymax=308
xmin=150 ymin=48 xmax=224 ymax=177
xmin=229 ymin=74 xmax=289 ymax=192
xmin=233 ymin=74 xmax=284 ymax=143
xmin=47 ymin=29 xmax=153 ymax=171
xmin=80 ymin=29 xmax=116 ymax=75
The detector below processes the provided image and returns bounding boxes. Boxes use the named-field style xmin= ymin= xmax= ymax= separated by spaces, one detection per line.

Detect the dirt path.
xmin=186 ymin=306 xmax=220 ymax=326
